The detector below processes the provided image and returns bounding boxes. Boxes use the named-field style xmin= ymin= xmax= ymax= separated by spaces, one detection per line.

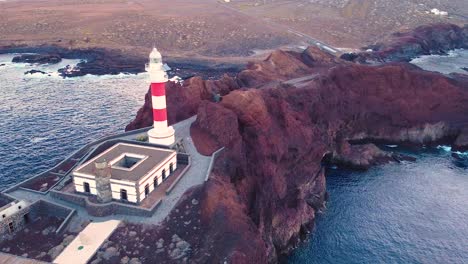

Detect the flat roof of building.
xmin=74 ymin=143 xmax=176 ymax=182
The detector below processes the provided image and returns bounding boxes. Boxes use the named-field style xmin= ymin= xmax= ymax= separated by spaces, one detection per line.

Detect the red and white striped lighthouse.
xmin=146 ymin=48 xmax=175 ymax=146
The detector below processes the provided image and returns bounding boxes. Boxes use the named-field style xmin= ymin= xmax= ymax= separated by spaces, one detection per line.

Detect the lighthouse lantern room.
xmin=146 ymin=48 xmax=175 ymax=146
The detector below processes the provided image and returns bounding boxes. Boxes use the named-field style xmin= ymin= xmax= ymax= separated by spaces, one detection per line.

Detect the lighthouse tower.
xmin=146 ymin=48 xmax=175 ymax=146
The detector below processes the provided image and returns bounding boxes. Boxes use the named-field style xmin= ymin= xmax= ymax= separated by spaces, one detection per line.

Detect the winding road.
xmin=216 ymin=0 xmax=339 ymax=55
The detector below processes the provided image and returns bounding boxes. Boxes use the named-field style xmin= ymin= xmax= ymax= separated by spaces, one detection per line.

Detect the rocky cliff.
xmin=125 ymin=25 xmax=468 ymax=263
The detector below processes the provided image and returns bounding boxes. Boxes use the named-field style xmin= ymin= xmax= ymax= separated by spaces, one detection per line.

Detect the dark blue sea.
xmin=288 ymin=146 xmax=468 ymax=264
xmin=0 ymin=54 xmax=148 ymax=188
xmin=289 ymin=49 xmax=468 ymax=264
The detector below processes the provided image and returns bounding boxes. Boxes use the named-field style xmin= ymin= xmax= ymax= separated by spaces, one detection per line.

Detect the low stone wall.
xmin=177 ymin=153 xmax=190 ymax=165
xmin=29 ymin=200 xmax=76 ymax=235
xmin=205 ymin=147 xmax=225 ymax=181
xmin=166 ymin=156 xmax=192 ymax=195
xmin=49 ymin=190 xmax=161 ymax=218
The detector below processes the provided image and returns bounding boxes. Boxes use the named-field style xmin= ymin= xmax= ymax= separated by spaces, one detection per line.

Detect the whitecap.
xmin=437 ymin=145 xmax=452 ymax=152
xmin=453 ymin=151 xmax=468 ymax=156
xmin=385 ymin=145 xmax=398 ymax=148
xmin=30 ymin=137 xmax=48 ymax=143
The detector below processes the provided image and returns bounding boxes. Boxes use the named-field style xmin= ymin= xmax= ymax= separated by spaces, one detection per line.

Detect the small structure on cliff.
xmin=0 ymin=198 xmax=30 ymax=240
xmin=146 ymin=48 xmax=176 ymax=146
xmin=72 ymin=143 xmax=177 ymax=204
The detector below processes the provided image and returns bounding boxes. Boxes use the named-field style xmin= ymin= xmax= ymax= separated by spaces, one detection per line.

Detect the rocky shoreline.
xmin=0 ymin=45 xmax=244 ymax=79
xmin=342 ymin=23 xmax=468 ymax=63
xmin=123 ymin=23 xmax=468 ymax=263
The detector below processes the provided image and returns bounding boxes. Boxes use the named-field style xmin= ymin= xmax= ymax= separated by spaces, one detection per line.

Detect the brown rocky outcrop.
xmin=125 ymin=74 xmax=241 ymax=131
xmin=184 ymin=57 xmax=468 ymax=262
xmin=125 ymin=25 xmax=468 ymax=263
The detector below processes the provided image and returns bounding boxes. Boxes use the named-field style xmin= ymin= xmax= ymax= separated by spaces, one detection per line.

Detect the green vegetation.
xmin=135 ymin=135 xmax=148 ymax=142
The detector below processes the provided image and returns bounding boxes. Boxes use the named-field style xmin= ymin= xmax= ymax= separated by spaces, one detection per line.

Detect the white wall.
xmin=110 ymin=182 xmax=138 ymax=203
xmin=138 ymin=155 xmax=178 ymax=201
xmin=73 ymin=151 xmax=178 ymax=204
xmin=74 ymin=175 xmax=97 ymax=195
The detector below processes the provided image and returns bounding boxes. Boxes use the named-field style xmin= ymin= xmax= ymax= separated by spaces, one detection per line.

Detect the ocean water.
xmin=289 ymin=53 xmax=468 ymax=264
xmin=0 ymin=54 xmax=149 ymax=188
xmin=288 ymin=147 xmax=468 ymax=264
xmin=410 ymin=49 xmax=468 ymax=75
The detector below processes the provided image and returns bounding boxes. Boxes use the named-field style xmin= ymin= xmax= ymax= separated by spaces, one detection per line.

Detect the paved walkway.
xmin=6 ymin=116 xmax=211 ymax=225
xmin=0 ymin=253 xmax=48 ymax=264
xmin=54 ymin=220 xmax=121 ymax=264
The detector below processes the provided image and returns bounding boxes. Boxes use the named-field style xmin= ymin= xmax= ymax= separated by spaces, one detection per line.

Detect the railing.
xmin=205 ymin=147 xmax=225 ymax=182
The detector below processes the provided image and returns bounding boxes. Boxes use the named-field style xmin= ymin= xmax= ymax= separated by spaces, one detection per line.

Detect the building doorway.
xmin=23 ymin=213 xmax=30 ymax=224
xmin=120 ymin=189 xmax=128 ymax=201
xmin=169 ymin=163 xmax=174 ymax=174
xmin=84 ymin=182 xmax=90 ymax=193
xmin=162 ymin=169 xmax=167 ymax=180
xmin=154 ymin=177 xmax=158 ymax=188
xmin=145 ymin=184 xmax=150 ymax=197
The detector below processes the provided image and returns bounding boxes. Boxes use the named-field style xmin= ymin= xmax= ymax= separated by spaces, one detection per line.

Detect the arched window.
xmin=145 ymin=184 xmax=150 ymax=196
xmin=120 ymin=189 xmax=128 ymax=201
xmin=162 ymin=169 xmax=166 ymax=180
xmin=84 ymin=182 xmax=90 ymax=193
xmin=154 ymin=177 xmax=158 ymax=188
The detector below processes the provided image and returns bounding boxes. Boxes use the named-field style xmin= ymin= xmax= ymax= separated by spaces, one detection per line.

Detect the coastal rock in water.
xmin=453 ymin=127 xmax=468 ymax=152
xmin=357 ymin=23 xmax=468 ymax=62
xmin=332 ymin=143 xmax=394 ymax=170
xmin=24 ymin=69 xmax=48 ymax=75
xmin=12 ymin=54 xmax=61 ymax=64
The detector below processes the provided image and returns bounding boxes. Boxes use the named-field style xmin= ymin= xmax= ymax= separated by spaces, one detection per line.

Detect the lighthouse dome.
xmin=150 ymin=48 xmax=162 ymax=63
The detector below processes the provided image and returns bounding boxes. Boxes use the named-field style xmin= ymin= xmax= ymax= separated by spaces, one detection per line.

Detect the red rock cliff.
xmin=125 ymin=31 xmax=468 ymax=263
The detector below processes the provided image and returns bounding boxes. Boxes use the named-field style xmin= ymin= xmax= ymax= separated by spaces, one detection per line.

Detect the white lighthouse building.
xmin=146 ymin=48 xmax=175 ymax=146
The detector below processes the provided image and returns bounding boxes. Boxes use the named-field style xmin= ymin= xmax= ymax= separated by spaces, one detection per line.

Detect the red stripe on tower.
xmin=151 ymin=82 xmax=166 ymax=96
xmin=152 ymin=108 xmax=167 ymax=122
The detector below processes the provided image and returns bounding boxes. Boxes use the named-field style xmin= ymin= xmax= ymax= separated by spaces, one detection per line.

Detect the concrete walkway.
xmin=54 ymin=220 xmax=121 ymax=264
xmin=6 ymin=116 xmax=211 ymax=225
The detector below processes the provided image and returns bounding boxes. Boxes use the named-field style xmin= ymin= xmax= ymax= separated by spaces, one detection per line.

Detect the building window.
xmin=154 ymin=177 xmax=158 ymax=188
xmin=8 ymin=222 xmax=14 ymax=233
xmin=84 ymin=182 xmax=91 ymax=193
xmin=145 ymin=184 xmax=150 ymax=196
xmin=162 ymin=169 xmax=166 ymax=180
xmin=169 ymin=163 xmax=174 ymax=174
xmin=120 ymin=189 xmax=128 ymax=201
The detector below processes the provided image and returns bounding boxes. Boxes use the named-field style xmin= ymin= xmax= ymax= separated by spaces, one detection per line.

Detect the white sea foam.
xmin=437 ymin=145 xmax=452 ymax=152
xmin=30 ymin=137 xmax=48 ymax=143
xmin=410 ymin=49 xmax=468 ymax=75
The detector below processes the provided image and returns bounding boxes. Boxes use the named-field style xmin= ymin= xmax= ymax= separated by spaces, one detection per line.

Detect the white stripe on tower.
xmin=152 ymin=96 xmax=167 ymax=110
